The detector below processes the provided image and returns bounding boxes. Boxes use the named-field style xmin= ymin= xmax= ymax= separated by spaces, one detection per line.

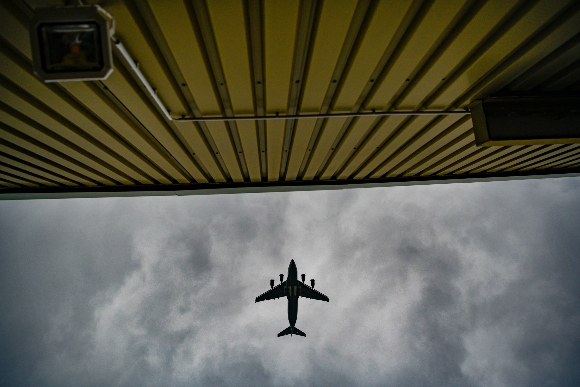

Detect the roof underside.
xmin=1 ymin=0 xmax=580 ymax=199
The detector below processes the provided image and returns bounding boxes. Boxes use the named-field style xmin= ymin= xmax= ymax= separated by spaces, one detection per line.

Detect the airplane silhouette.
xmin=255 ymin=259 xmax=329 ymax=337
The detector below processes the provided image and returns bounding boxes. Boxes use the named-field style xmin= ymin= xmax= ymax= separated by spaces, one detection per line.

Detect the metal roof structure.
xmin=1 ymin=0 xmax=580 ymax=199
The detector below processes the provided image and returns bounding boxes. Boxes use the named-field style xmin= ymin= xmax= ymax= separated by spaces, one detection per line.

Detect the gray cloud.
xmin=1 ymin=178 xmax=580 ymax=386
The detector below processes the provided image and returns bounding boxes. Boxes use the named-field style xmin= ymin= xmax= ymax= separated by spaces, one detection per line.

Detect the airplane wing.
xmin=299 ymin=283 xmax=329 ymax=302
xmin=255 ymin=281 xmax=287 ymax=302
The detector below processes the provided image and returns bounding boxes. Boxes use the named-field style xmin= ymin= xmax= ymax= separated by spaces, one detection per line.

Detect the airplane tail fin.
xmin=277 ymin=326 xmax=306 ymax=337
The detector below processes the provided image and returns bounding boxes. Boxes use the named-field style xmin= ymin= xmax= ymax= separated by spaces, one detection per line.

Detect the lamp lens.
xmin=38 ymin=23 xmax=103 ymax=73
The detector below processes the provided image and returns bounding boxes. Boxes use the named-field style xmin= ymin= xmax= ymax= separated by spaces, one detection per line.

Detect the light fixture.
xmin=30 ymin=5 xmax=114 ymax=82
xmin=471 ymin=95 xmax=580 ymax=146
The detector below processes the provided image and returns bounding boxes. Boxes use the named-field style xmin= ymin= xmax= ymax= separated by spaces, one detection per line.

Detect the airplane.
xmin=255 ymin=259 xmax=329 ymax=337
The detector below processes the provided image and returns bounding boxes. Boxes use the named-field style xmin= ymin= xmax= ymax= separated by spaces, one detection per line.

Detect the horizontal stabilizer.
xmin=277 ymin=326 xmax=306 ymax=337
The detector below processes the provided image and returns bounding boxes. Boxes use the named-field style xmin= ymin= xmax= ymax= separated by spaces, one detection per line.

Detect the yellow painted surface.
xmin=205 ymin=121 xmax=243 ymax=182
xmin=368 ymin=1 xmax=465 ymax=110
xmin=484 ymin=145 xmax=561 ymax=173
xmin=302 ymin=117 xmax=348 ymax=180
xmin=0 ymin=164 xmax=58 ymax=186
xmin=103 ymin=0 xmax=187 ymax=115
xmin=207 ymin=0 xmax=254 ymax=114
xmin=0 ymin=143 xmax=97 ymax=186
xmin=61 ymin=80 xmax=175 ymax=184
xmin=149 ymin=0 xmax=221 ymax=115
xmin=421 ymin=145 xmax=483 ymax=176
xmin=430 ymin=0 xmax=574 ymax=108
xmin=390 ymin=119 xmax=472 ymax=176
xmin=236 ymin=120 xmax=261 ymax=182
xmin=399 ymin=0 xmax=520 ymax=109
xmin=320 ymin=116 xmax=379 ymax=179
xmin=338 ymin=115 xmax=407 ymax=179
xmin=267 ymin=120 xmax=285 ymax=181
xmin=536 ymin=151 xmax=580 ymax=170
xmin=0 ymin=2 xmax=31 ymax=59
xmin=0 ymin=51 xmax=170 ymax=183
xmin=506 ymin=145 xmax=580 ymax=171
xmin=1 ymin=0 xmax=579 ymax=194
xmin=0 ymin=154 xmax=76 ymax=186
xmin=461 ymin=146 xmax=541 ymax=174
xmin=404 ymin=131 xmax=474 ymax=176
xmin=1 ymin=129 xmax=115 ymax=185
xmin=333 ymin=1 xmax=414 ymax=111
xmin=264 ymin=1 xmax=299 ymax=113
xmin=300 ymin=0 xmax=357 ymax=112
xmin=102 ymin=65 xmax=202 ymax=182
xmin=367 ymin=115 xmax=465 ymax=178
xmin=0 ymin=91 xmax=136 ymax=184
xmin=172 ymin=122 xmax=226 ymax=182
xmin=0 ymin=172 xmax=39 ymax=187
xmin=285 ymin=119 xmax=317 ymax=181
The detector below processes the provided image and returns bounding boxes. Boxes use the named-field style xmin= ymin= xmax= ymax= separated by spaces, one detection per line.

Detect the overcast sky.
xmin=1 ymin=177 xmax=580 ymax=386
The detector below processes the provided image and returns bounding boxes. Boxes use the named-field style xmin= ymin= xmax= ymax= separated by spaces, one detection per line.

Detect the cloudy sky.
xmin=1 ymin=177 xmax=580 ymax=387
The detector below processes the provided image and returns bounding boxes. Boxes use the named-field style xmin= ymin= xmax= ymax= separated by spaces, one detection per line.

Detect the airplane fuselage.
xmin=286 ymin=259 xmax=299 ymax=327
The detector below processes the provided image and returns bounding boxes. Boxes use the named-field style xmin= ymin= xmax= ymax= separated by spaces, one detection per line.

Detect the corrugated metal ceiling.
xmin=1 ymin=0 xmax=579 ymax=198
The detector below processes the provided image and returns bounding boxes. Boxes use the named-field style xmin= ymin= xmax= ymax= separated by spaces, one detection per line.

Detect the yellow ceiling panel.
xmin=430 ymin=0 xmax=574 ymax=108
xmin=546 ymin=66 xmax=580 ymax=90
xmin=285 ymin=119 xmax=316 ymax=181
xmin=0 ymin=142 xmax=98 ymax=186
xmin=389 ymin=118 xmax=473 ymax=177
xmin=0 ymin=171 xmax=40 ymax=187
xmin=536 ymin=151 xmax=580 ymax=170
xmin=264 ymin=1 xmax=299 ymax=113
xmin=336 ymin=115 xmax=408 ymax=179
xmin=0 ymin=181 xmax=20 ymax=188
xmin=0 ymin=50 xmax=165 ymax=184
xmin=319 ymin=116 xmax=379 ymax=179
xmin=0 ymin=154 xmax=76 ymax=186
xmin=236 ymin=120 xmax=261 ymax=182
xmin=505 ymin=145 xmax=580 ymax=171
xmin=2 ymin=0 xmax=579 ymax=198
xmin=468 ymin=8 xmax=580 ymax=103
xmin=205 ymin=121 xmax=243 ymax=182
xmin=452 ymin=146 xmax=537 ymax=175
xmin=0 ymin=89 xmax=139 ymax=184
xmin=367 ymin=1 xmax=466 ymax=110
xmin=300 ymin=0 xmax=357 ymax=112
xmin=0 ymin=2 xmax=31 ymax=59
xmin=360 ymin=116 xmax=435 ymax=179
xmin=148 ymin=0 xmax=220 ymax=115
xmin=0 ymin=128 xmax=116 ymax=185
xmin=404 ymin=131 xmax=474 ymax=177
xmin=172 ymin=122 xmax=226 ymax=182
xmin=102 ymin=66 xmax=202 ymax=182
xmin=368 ymin=115 xmax=466 ymax=178
xmin=397 ymin=0 xmax=520 ymax=109
xmin=483 ymin=145 xmax=563 ymax=173
xmin=428 ymin=146 xmax=493 ymax=176
xmin=60 ymin=81 xmax=175 ymax=184
xmin=302 ymin=117 xmax=348 ymax=180
xmin=266 ymin=120 xmax=285 ymax=181
xmin=0 ymin=164 xmax=58 ymax=186
xmin=333 ymin=1 xmax=413 ymax=111
xmin=207 ymin=0 xmax=253 ymax=114
xmin=509 ymin=37 xmax=580 ymax=90
xmin=441 ymin=146 xmax=510 ymax=175
xmin=102 ymin=0 xmax=187 ymax=115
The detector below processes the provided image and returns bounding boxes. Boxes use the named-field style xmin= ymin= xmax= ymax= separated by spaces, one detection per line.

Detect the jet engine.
xmin=270 ymin=279 xmax=274 ymax=289
xmin=310 ymin=279 xmax=315 ymax=288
